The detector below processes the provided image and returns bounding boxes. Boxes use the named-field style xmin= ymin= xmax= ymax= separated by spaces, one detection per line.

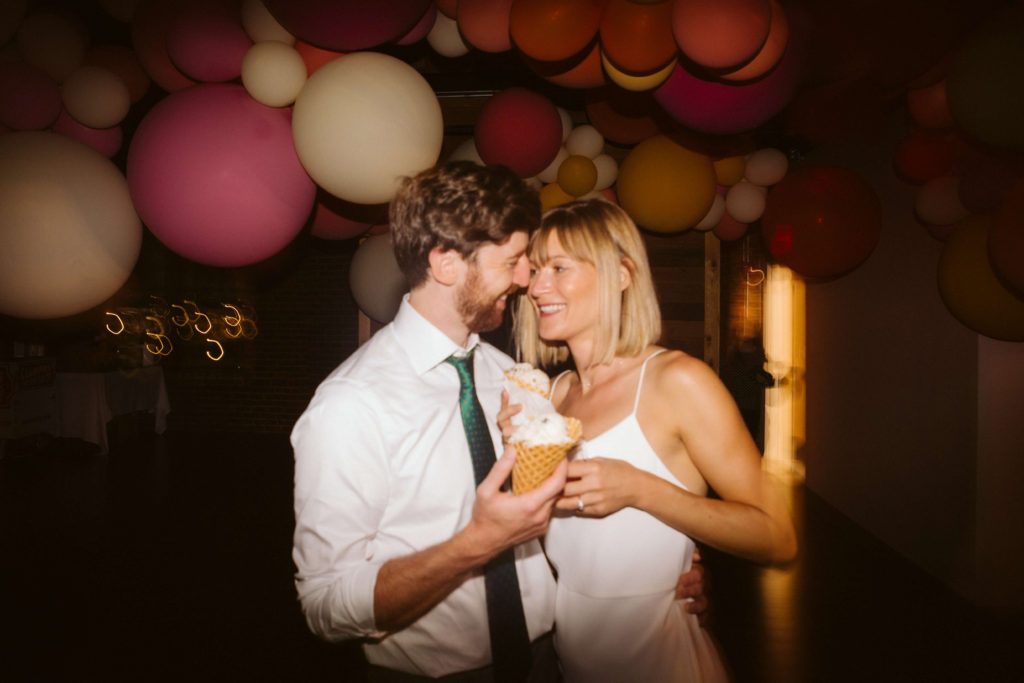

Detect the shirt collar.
xmin=392 ymin=294 xmax=480 ymax=376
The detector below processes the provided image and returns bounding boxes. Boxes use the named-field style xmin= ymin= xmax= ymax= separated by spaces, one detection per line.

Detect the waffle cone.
xmin=505 ymin=371 xmax=550 ymax=398
xmin=511 ymin=417 xmax=581 ymax=495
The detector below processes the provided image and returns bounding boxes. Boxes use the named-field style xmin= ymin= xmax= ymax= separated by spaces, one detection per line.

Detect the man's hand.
xmin=675 ymin=547 xmax=709 ymax=625
xmin=461 ymin=445 xmax=567 ymax=562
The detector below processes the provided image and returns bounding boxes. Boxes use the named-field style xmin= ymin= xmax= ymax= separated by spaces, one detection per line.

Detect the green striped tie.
xmin=446 ymin=349 xmax=532 ymax=682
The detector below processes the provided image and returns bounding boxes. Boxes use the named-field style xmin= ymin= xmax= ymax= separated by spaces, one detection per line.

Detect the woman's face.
xmin=527 ymin=232 xmax=599 ymax=343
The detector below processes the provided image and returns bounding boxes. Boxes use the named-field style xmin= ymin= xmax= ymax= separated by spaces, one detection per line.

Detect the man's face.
xmin=455 ymin=231 xmax=531 ymax=333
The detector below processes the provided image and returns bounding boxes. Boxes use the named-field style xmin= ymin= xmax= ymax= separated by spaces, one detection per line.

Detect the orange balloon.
xmin=713 ymin=156 xmax=746 ymax=186
xmin=939 ymin=213 xmax=1024 ymax=341
xmin=435 ymin=0 xmax=458 ymax=18
xmin=131 ymin=0 xmax=196 ymax=92
xmin=523 ymin=41 xmax=606 ymax=89
xmin=540 ymin=182 xmax=575 ymax=211
xmin=989 ymin=180 xmax=1024 ymax=300
xmin=599 ymin=0 xmax=677 ymax=75
xmin=557 ymin=154 xmax=598 ymax=196
xmin=672 ymin=0 xmax=771 ymax=70
xmin=720 ymin=0 xmax=787 ymax=82
xmin=509 ymin=0 xmax=603 ymax=63
xmin=294 ymin=40 xmax=344 ymax=76
xmin=616 ymin=134 xmax=716 ymax=233
xmin=458 ymin=0 xmax=514 ymax=53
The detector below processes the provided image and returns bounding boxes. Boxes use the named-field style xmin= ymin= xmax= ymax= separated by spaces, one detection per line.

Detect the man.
xmin=291 ymin=162 xmax=703 ymax=681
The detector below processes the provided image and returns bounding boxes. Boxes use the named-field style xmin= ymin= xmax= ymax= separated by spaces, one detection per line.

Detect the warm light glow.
xmin=205 ymin=338 xmax=224 ymax=361
xmin=763 ymin=264 xmax=806 ymax=481
xmin=105 ymin=312 xmax=125 ymax=335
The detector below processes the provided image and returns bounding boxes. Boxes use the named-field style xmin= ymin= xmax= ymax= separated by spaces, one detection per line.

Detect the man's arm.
xmin=373 ymin=448 xmax=566 ymax=632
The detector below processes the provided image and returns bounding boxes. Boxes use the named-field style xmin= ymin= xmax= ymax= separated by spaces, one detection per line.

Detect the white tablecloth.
xmin=55 ymin=366 xmax=171 ymax=454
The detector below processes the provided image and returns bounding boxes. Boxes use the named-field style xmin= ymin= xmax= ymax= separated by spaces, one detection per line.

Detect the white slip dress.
xmin=545 ymin=350 xmax=729 ymax=682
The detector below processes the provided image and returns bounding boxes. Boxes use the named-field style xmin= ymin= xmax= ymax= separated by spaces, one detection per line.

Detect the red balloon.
xmin=509 ymin=0 xmax=603 ymax=63
xmin=474 ymin=87 xmax=563 ymax=177
xmin=892 ymin=129 xmax=956 ymax=185
xmin=600 ymin=0 xmax=677 ymax=75
xmin=51 ymin=109 xmax=123 ymax=158
xmin=166 ymin=5 xmax=252 ymax=82
xmin=989 ymin=180 xmax=1024 ymax=300
xmin=0 ymin=62 xmax=61 ymax=130
xmin=131 ymin=0 xmax=197 ymax=93
xmin=761 ymin=166 xmax=881 ymax=279
xmin=263 ymin=0 xmax=433 ymax=51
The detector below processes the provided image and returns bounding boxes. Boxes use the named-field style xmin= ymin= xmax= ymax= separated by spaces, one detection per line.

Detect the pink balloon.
xmin=0 ymin=62 xmax=61 ymax=130
xmin=127 ymin=84 xmax=316 ymax=267
xmin=474 ymin=87 xmax=563 ymax=177
xmin=131 ymin=0 xmax=197 ymax=92
xmin=51 ymin=109 xmax=123 ymax=158
xmin=263 ymin=0 xmax=433 ymax=51
xmin=396 ymin=3 xmax=436 ymax=45
xmin=166 ymin=5 xmax=252 ymax=82
xmin=654 ymin=37 xmax=802 ymax=135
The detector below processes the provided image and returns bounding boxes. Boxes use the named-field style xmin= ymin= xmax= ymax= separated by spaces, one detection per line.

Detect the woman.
xmin=505 ymin=198 xmax=797 ymax=682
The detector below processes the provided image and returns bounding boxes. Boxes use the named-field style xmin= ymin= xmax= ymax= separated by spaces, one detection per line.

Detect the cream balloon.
xmin=16 ymin=11 xmax=87 ymax=82
xmin=557 ymin=106 xmax=573 ymax=141
xmin=725 ymin=181 xmax=767 ymax=223
xmin=592 ymin=153 xmax=619 ymax=191
xmin=62 ymin=65 xmax=132 ymax=129
xmin=0 ymin=132 xmax=141 ymax=319
xmin=292 ymin=52 xmax=443 ymax=204
xmin=427 ymin=11 xmax=470 ymax=58
xmin=565 ymin=124 xmax=604 ymax=158
xmin=537 ymin=146 xmax=569 ymax=184
xmin=694 ymin=193 xmax=726 ymax=231
xmin=447 ymin=137 xmax=485 ymax=165
xmin=349 ymin=233 xmax=407 ymax=324
xmin=242 ymin=41 xmax=307 ymax=107
xmin=744 ymin=148 xmax=788 ymax=186
xmin=241 ymin=0 xmax=294 ymax=44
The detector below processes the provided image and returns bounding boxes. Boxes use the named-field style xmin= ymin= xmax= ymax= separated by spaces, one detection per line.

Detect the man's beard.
xmin=456 ymin=266 xmax=510 ymax=334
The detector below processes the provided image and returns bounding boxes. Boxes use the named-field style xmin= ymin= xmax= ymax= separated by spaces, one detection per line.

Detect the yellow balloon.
xmin=616 ymin=134 xmax=716 ymax=233
xmin=713 ymin=155 xmax=746 ymax=186
xmin=600 ymin=52 xmax=676 ymax=92
xmin=938 ymin=214 xmax=1024 ymax=341
xmin=557 ymin=154 xmax=598 ymax=197
xmin=540 ymin=182 xmax=575 ymax=212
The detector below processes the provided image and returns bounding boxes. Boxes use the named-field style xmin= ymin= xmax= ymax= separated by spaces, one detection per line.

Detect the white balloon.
xmin=62 ymin=65 xmax=131 ymax=129
xmin=241 ymin=0 xmax=294 ymax=44
xmin=349 ymin=234 xmax=408 ymax=324
xmin=725 ymin=181 xmax=767 ymax=223
xmin=292 ymin=52 xmax=443 ymax=204
xmin=447 ymin=137 xmax=485 ymax=165
xmin=694 ymin=193 xmax=725 ymax=231
xmin=242 ymin=41 xmax=307 ymax=107
xmin=536 ymin=146 xmax=569 ymax=184
xmin=557 ymin=107 xmax=573 ymax=142
xmin=916 ymin=176 xmax=969 ymax=226
xmin=0 ymin=132 xmax=141 ymax=319
xmin=592 ymin=153 xmax=618 ymax=191
xmin=744 ymin=148 xmax=789 ymax=186
xmin=427 ymin=11 xmax=469 ymax=58
xmin=565 ymin=124 xmax=605 ymax=158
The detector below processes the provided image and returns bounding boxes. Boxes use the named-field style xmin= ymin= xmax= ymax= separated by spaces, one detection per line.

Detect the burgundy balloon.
xmin=263 ymin=0 xmax=433 ymax=51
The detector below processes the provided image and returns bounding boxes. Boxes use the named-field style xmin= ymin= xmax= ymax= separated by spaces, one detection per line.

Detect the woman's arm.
xmin=558 ymin=354 xmax=797 ymax=566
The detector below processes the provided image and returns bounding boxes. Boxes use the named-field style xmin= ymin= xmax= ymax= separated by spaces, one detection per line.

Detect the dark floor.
xmin=1 ymin=425 xmax=1021 ymax=682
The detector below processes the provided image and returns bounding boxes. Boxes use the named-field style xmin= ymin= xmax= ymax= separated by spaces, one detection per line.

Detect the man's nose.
xmin=513 ymin=257 xmax=531 ymax=288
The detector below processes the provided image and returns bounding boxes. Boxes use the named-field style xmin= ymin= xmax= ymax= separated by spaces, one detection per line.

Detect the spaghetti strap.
xmin=550 ymin=369 xmax=573 ymax=398
xmin=631 ymin=349 xmax=668 ymax=415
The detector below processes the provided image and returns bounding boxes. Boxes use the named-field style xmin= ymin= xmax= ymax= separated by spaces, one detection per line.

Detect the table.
xmin=55 ymin=366 xmax=171 ymax=454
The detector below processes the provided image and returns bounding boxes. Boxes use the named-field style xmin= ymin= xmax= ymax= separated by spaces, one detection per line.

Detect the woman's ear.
xmin=428 ymin=246 xmax=461 ymax=286
xmin=619 ymin=257 xmax=635 ymax=292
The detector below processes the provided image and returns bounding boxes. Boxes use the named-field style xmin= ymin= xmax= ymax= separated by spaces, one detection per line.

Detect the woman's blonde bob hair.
xmin=513 ymin=198 xmax=662 ymax=369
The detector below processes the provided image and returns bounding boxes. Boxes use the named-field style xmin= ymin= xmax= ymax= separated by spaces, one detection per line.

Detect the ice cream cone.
xmin=511 ymin=417 xmax=581 ymax=494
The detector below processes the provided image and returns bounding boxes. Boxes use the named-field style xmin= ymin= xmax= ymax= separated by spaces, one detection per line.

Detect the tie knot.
xmin=445 ymin=348 xmax=476 ymax=387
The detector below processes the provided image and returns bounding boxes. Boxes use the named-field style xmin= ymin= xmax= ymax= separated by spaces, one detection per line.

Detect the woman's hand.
xmin=497 ymin=389 xmax=523 ymax=444
xmin=555 ymin=457 xmax=649 ymax=517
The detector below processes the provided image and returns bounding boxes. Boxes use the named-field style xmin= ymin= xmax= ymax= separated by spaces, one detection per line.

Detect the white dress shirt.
xmin=291 ymin=296 xmax=556 ymax=677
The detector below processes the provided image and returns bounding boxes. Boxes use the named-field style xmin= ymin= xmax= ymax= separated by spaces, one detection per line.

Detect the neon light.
xmin=105 ymin=312 xmax=125 ymax=335
xmin=205 ymin=338 xmax=224 ymax=361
